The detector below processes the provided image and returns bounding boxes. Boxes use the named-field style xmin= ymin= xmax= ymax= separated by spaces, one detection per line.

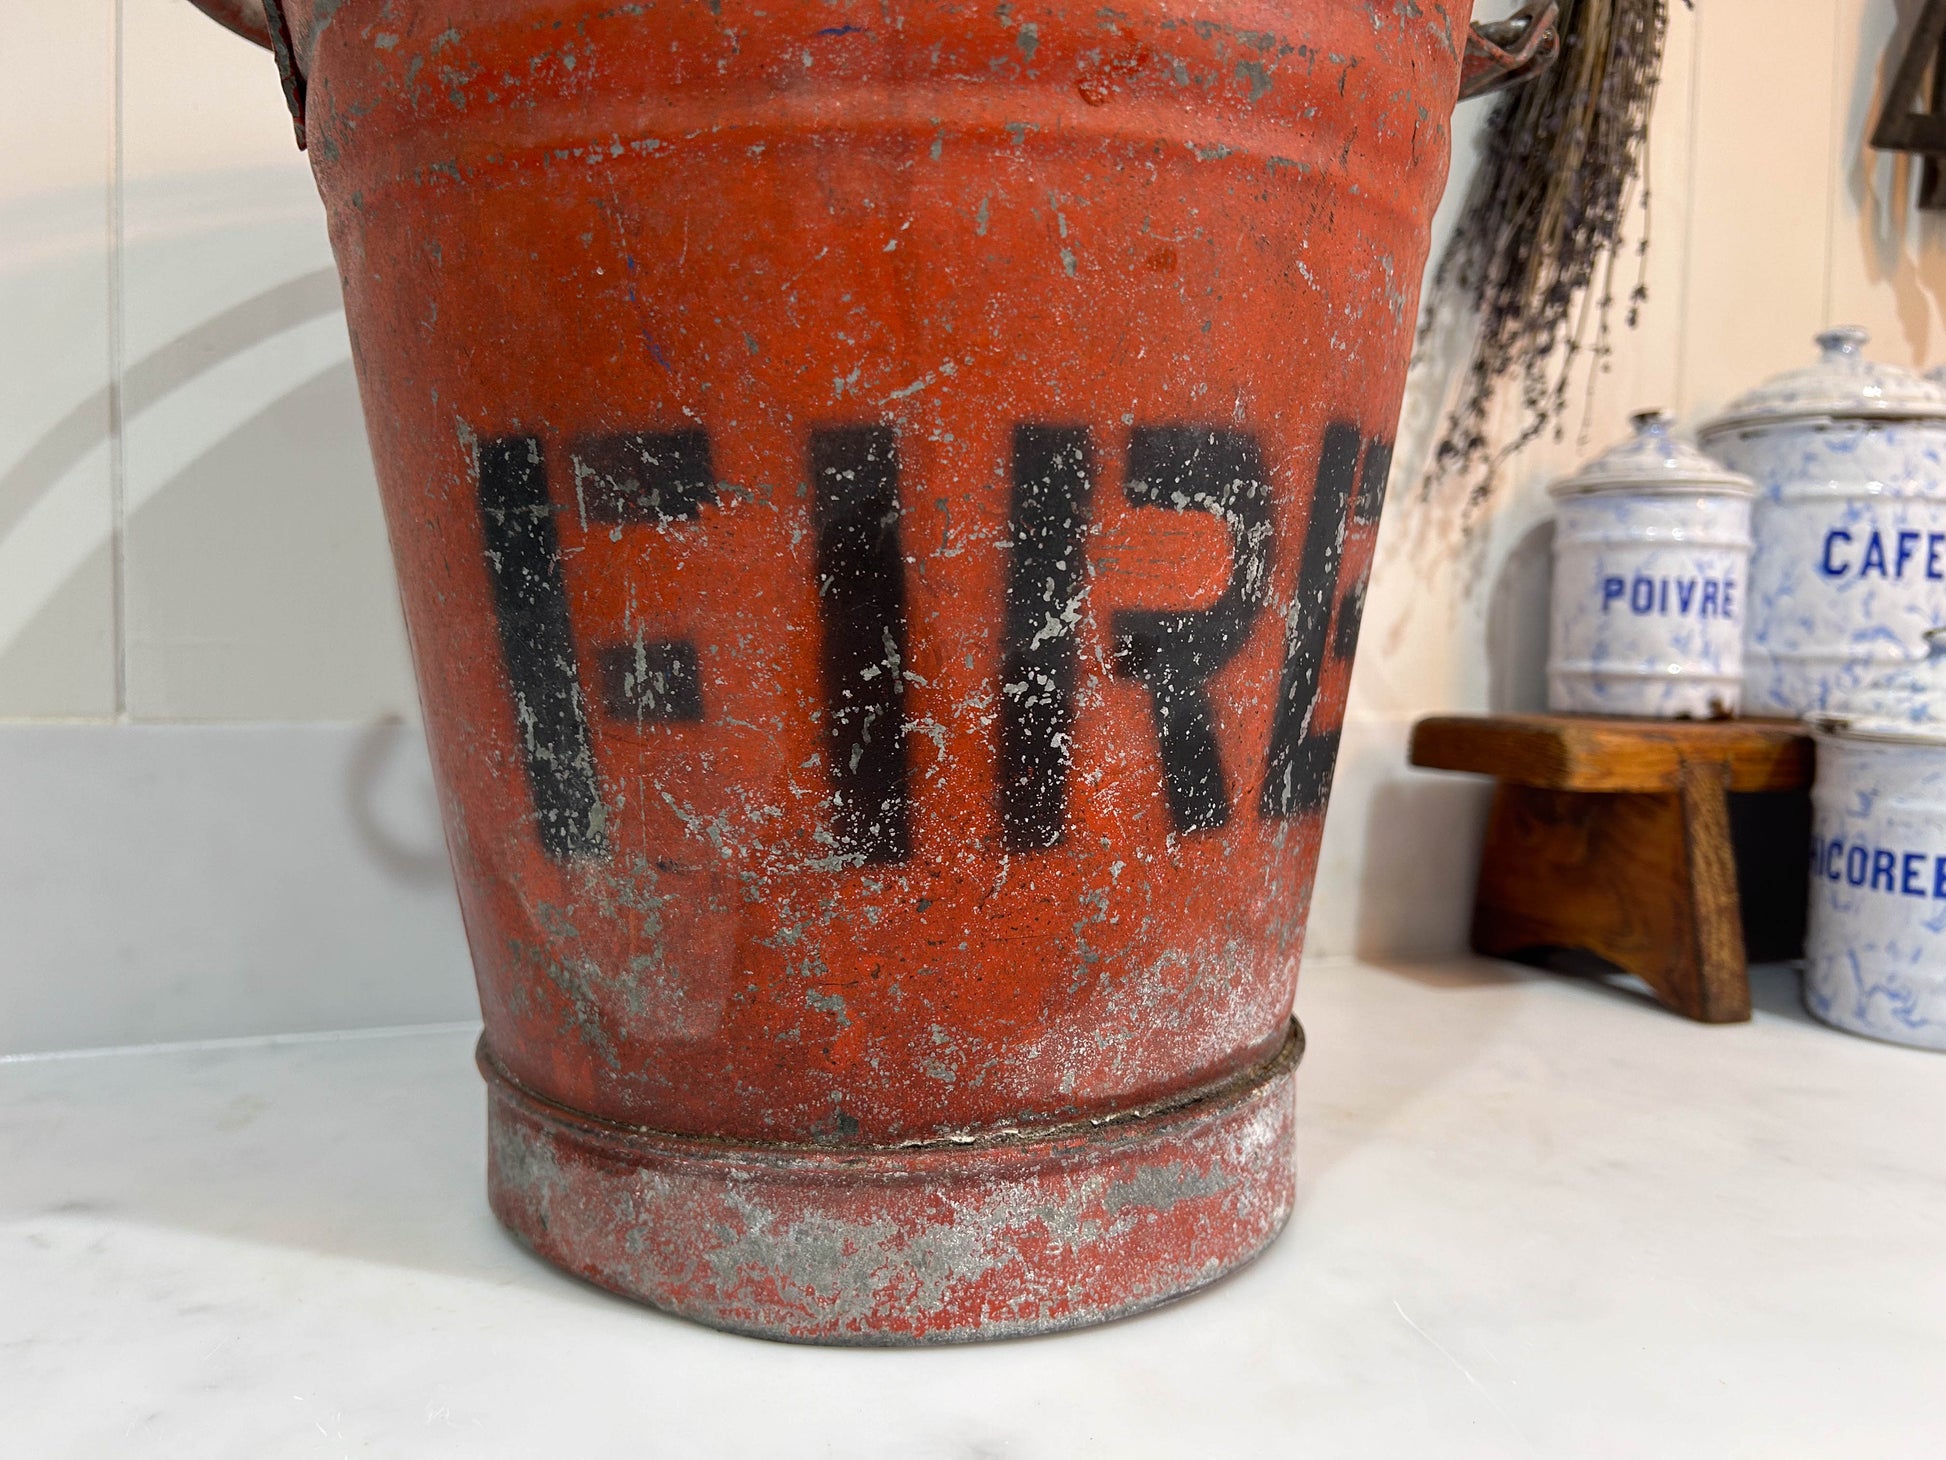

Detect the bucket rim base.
xmin=481 ymin=1021 xmax=1302 ymax=1344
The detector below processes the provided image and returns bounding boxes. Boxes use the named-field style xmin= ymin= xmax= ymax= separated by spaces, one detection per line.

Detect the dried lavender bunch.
xmin=1423 ymin=0 xmax=1683 ymax=513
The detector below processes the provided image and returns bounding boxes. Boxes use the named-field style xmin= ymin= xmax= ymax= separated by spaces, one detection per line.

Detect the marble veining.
xmin=3 ymin=959 xmax=1945 ymax=1456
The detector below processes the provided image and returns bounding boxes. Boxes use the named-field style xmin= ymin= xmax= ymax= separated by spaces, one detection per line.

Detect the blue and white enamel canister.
xmin=1807 ymin=647 xmax=1946 ymax=1050
xmin=1699 ymin=327 xmax=1946 ymax=717
xmin=1546 ymin=411 xmax=1755 ymax=717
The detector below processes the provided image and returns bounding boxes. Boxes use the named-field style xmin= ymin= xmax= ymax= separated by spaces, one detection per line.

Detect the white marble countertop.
xmin=4 ymin=956 xmax=1943 ymax=1457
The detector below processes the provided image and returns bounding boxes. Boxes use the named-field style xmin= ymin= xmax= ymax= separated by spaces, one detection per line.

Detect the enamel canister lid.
xmin=1699 ymin=327 xmax=1946 ymax=439
xmin=1547 ymin=410 xmax=1755 ymax=499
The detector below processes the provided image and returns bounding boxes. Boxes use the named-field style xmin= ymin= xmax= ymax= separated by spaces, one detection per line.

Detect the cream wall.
xmin=1 ymin=1 xmax=1940 ymax=1043
xmin=1310 ymin=0 xmax=1946 ymax=957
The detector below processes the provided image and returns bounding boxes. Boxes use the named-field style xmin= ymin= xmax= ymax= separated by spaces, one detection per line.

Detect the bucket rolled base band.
xmin=481 ymin=1023 xmax=1301 ymax=1344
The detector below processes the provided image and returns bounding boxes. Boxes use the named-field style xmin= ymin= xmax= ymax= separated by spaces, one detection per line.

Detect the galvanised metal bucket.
xmin=1807 ymin=716 xmax=1946 ymax=1051
xmin=187 ymin=0 xmax=1554 ymax=1341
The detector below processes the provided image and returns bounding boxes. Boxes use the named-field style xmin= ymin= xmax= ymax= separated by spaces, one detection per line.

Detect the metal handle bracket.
xmin=1460 ymin=3 xmax=1562 ymax=101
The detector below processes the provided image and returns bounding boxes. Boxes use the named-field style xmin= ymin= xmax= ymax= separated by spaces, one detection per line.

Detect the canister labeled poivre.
xmin=1700 ymin=327 xmax=1946 ymax=717
xmin=1806 ymin=656 xmax=1946 ymax=1050
xmin=1547 ymin=411 xmax=1754 ymax=718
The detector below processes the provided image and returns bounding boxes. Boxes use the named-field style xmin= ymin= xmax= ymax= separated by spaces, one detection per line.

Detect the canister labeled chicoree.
xmin=1547 ymin=411 xmax=1754 ymax=718
xmin=1700 ymin=327 xmax=1946 ymax=717
xmin=1806 ymin=652 xmax=1946 ymax=1050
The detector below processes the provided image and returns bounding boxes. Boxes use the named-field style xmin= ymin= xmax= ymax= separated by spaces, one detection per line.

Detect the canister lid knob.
xmin=1815 ymin=325 xmax=1870 ymax=359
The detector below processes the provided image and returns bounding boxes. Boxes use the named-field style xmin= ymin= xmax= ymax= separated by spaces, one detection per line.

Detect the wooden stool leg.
xmin=1470 ymin=760 xmax=1752 ymax=1023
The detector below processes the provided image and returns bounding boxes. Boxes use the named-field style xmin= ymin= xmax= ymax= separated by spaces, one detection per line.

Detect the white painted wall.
xmin=2 ymin=0 xmax=1939 ymax=1047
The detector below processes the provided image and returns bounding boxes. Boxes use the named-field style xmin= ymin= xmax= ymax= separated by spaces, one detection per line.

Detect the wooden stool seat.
xmin=1409 ymin=714 xmax=1816 ymax=1023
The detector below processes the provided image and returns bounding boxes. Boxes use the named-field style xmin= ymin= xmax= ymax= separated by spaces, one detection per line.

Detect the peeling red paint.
xmin=262 ymin=0 xmax=1471 ymax=1340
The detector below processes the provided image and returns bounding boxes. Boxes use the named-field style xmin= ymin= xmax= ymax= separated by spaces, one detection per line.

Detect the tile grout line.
xmin=0 ymin=1020 xmax=484 ymax=1067
xmin=108 ymin=0 xmax=128 ymax=722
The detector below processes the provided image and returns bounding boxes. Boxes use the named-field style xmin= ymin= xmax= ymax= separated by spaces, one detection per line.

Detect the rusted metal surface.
xmin=218 ymin=0 xmax=1480 ymax=1341
xmin=485 ymin=1022 xmax=1301 ymax=1342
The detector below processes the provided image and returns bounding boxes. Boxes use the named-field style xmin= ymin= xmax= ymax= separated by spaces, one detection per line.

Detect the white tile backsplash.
xmin=1306 ymin=714 xmax=1495 ymax=965
xmin=1679 ymin=0 xmax=1843 ymax=421
xmin=0 ymin=722 xmax=475 ymax=1056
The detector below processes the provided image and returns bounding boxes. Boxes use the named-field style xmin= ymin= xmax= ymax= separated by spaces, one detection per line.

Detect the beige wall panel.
xmin=1678 ymin=0 xmax=1843 ymax=420
xmin=1823 ymin=0 xmax=1946 ymax=368
xmin=1350 ymin=0 xmax=1702 ymax=724
xmin=0 ymin=1 xmax=117 ymax=718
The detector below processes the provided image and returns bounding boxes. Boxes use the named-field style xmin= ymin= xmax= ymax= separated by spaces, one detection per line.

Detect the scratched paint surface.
xmin=280 ymin=0 xmax=1469 ymax=1336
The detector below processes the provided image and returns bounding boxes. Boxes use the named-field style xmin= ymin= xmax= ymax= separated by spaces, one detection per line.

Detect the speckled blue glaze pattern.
xmin=1547 ymin=413 xmax=1753 ymax=718
xmin=1704 ymin=424 xmax=1946 ymax=716
xmin=1806 ymin=725 xmax=1946 ymax=1051
xmin=1701 ymin=329 xmax=1946 ymax=718
xmin=1833 ymin=629 xmax=1946 ymax=728
xmin=1548 ymin=491 xmax=1750 ymax=717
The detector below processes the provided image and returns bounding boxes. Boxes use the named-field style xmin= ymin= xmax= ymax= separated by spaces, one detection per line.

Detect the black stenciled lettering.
xmin=1000 ymin=426 xmax=1093 ymax=852
xmin=597 ymin=641 xmax=704 ymax=722
xmin=1352 ymin=435 xmax=1392 ymax=525
xmin=574 ymin=429 xmax=714 ymax=725
xmin=1332 ymin=578 xmax=1366 ymax=662
xmin=572 ymin=429 xmax=716 ymax=523
xmin=476 ymin=435 xmax=606 ymax=860
xmin=812 ymin=426 xmax=913 ymax=865
xmin=1259 ymin=421 xmax=1362 ymax=819
xmin=1113 ymin=426 xmax=1275 ymax=833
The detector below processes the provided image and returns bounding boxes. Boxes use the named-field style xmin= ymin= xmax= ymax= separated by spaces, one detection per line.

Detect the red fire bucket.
xmin=191 ymin=0 xmax=1552 ymax=1342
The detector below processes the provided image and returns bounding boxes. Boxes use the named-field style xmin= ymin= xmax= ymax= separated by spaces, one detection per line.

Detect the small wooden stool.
xmin=1409 ymin=715 xmax=1816 ymax=1023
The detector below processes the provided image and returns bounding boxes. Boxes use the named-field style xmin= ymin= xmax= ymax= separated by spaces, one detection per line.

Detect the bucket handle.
xmin=186 ymin=0 xmax=1561 ymax=147
xmin=1459 ymin=3 xmax=1562 ymax=101
xmin=182 ymin=1 xmax=307 ymax=147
